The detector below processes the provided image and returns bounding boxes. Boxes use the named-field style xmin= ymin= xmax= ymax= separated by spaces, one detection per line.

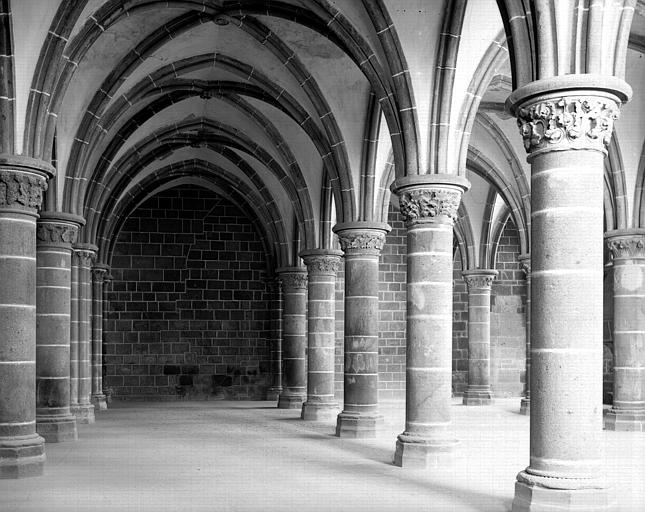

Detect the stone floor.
xmin=1 ymin=398 xmax=643 ymax=511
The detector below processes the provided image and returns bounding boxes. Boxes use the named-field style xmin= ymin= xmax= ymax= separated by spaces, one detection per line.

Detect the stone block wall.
xmin=603 ymin=264 xmax=614 ymax=404
xmin=103 ymin=186 xmax=270 ymax=401
xmin=452 ymin=251 xmax=469 ymax=394
xmin=490 ymin=219 xmax=526 ymax=396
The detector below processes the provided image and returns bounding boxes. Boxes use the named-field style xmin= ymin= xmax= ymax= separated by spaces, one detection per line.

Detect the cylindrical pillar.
xmin=71 ymin=244 xmax=96 ymax=424
xmin=265 ymin=277 xmax=283 ymax=401
xmin=91 ymin=263 xmax=108 ymax=411
xmin=300 ymin=249 xmax=342 ymax=421
xmin=509 ymin=78 xmax=631 ymax=511
xmin=0 ymin=155 xmax=53 ymax=478
xmin=462 ymin=269 xmax=497 ymax=406
xmin=604 ymin=230 xmax=645 ymax=431
xmin=390 ymin=176 xmax=468 ymax=467
xmin=277 ymin=268 xmax=307 ymax=409
xmin=35 ymin=212 xmax=84 ymax=443
xmin=333 ymin=222 xmax=390 ymax=438
xmin=518 ymin=254 xmax=531 ymax=415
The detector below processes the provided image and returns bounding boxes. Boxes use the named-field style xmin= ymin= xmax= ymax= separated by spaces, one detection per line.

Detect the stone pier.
xmin=604 ymin=230 xmax=645 ymax=431
xmin=391 ymin=175 xmax=468 ymax=467
xmin=91 ymin=264 xmax=109 ymax=411
xmin=35 ymin=213 xmax=83 ymax=442
xmin=462 ymin=269 xmax=497 ymax=406
xmin=334 ymin=222 xmax=390 ymax=438
xmin=71 ymin=244 xmax=96 ymax=424
xmin=509 ymin=76 xmax=630 ymax=511
xmin=265 ymin=277 xmax=283 ymax=401
xmin=0 ymin=155 xmax=52 ymax=478
xmin=300 ymin=249 xmax=342 ymax=421
xmin=277 ymin=268 xmax=307 ymax=409
xmin=518 ymin=255 xmax=531 ymax=415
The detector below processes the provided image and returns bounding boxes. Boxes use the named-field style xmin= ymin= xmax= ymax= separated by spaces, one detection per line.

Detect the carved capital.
xmin=336 ymin=231 xmax=386 ymax=253
xmin=606 ymin=236 xmax=645 ymax=260
xmin=92 ymin=266 xmax=109 ymax=283
xmin=278 ymin=269 xmax=308 ymax=291
xmin=37 ymin=221 xmax=78 ymax=246
xmin=516 ymin=95 xmax=620 ymax=155
xmin=301 ymin=249 xmax=343 ymax=276
xmin=518 ymin=255 xmax=531 ymax=277
xmin=462 ymin=270 xmax=498 ymax=290
xmin=0 ymin=170 xmax=48 ymax=213
xmin=74 ymin=244 xmax=97 ymax=267
xmin=398 ymin=187 xmax=462 ymax=225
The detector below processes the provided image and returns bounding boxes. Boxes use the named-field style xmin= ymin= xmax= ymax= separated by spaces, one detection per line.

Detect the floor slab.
xmin=0 ymin=399 xmax=643 ymax=511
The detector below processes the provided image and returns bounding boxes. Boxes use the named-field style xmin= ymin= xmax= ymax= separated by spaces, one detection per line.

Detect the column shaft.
xmin=391 ymin=176 xmax=468 ymax=467
xmin=277 ymin=268 xmax=307 ymax=409
xmin=301 ymin=250 xmax=342 ymax=421
xmin=0 ymin=156 xmax=52 ymax=478
xmin=265 ymin=278 xmax=283 ymax=401
xmin=35 ymin=213 xmax=82 ymax=442
xmin=519 ymin=256 xmax=531 ymax=415
xmin=462 ymin=270 xmax=497 ymax=406
xmin=91 ymin=264 xmax=108 ymax=410
xmin=334 ymin=222 xmax=389 ymax=438
xmin=508 ymin=82 xmax=630 ymax=511
xmin=604 ymin=231 xmax=645 ymax=431
xmin=71 ymin=244 xmax=96 ymax=423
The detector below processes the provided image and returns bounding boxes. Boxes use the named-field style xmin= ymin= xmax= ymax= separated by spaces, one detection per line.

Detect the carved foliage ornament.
xmin=464 ymin=274 xmax=495 ymax=290
xmin=607 ymin=238 xmax=645 ymax=260
xmin=516 ymin=96 xmax=620 ymax=154
xmin=398 ymin=188 xmax=461 ymax=224
xmin=92 ymin=267 xmax=108 ymax=282
xmin=337 ymin=231 xmax=386 ymax=252
xmin=280 ymin=272 xmax=308 ymax=290
xmin=37 ymin=223 xmax=78 ymax=245
xmin=0 ymin=170 xmax=48 ymax=212
xmin=304 ymin=255 xmax=341 ymax=275
xmin=74 ymin=249 xmax=96 ymax=267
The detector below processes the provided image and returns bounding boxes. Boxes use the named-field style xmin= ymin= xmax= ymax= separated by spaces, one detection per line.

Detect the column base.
xmin=335 ymin=412 xmax=383 ymax=438
xmin=604 ymin=409 xmax=645 ymax=431
xmin=0 ymin=433 xmax=46 ymax=479
xmin=301 ymin=401 xmax=339 ymax=421
xmin=91 ymin=394 xmax=108 ymax=411
xmin=513 ymin=480 xmax=615 ymax=511
xmin=277 ymin=393 xmax=305 ymax=409
xmin=71 ymin=404 xmax=95 ymax=424
xmin=462 ymin=388 xmax=494 ymax=406
xmin=393 ymin=433 xmax=459 ymax=469
xmin=36 ymin=416 xmax=77 ymax=443
xmin=520 ymin=397 xmax=531 ymax=416
xmin=266 ymin=386 xmax=282 ymax=401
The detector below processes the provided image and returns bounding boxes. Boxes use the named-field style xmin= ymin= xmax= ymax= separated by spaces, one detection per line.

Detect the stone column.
xmin=333 ymin=222 xmax=390 ymax=438
xmin=462 ymin=269 xmax=497 ymax=406
xmin=604 ymin=230 xmax=645 ymax=431
xmin=91 ymin=263 xmax=108 ymax=411
xmin=300 ymin=249 xmax=342 ymax=421
xmin=71 ymin=244 xmax=96 ymax=423
xmin=390 ymin=176 xmax=468 ymax=467
xmin=0 ymin=155 xmax=53 ymax=478
xmin=508 ymin=77 xmax=630 ymax=511
xmin=265 ymin=278 xmax=283 ymax=401
xmin=518 ymin=255 xmax=531 ymax=415
xmin=35 ymin=213 xmax=84 ymax=443
xmin=276 ymin=268 xmax=307 ymax=409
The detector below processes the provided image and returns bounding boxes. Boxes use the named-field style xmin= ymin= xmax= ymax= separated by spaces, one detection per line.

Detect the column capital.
xmin=518 ymin=253 xmax=531 ymax=276
xmin=36 ymin=212 xmax=85 ymax=248
xmin=605 ymin=229 xmax=645 ymax=260
xmin=462 ymin=269 xmax=498 ymax=290
xmin=0 ymin=155 xmax=55 ymax=215
xmin=276 ymin=267 xmax=308 ymax=291
xmin=333 ymin=222 xmax=390 ymax=254
xmin=506 ymin=75 xmax=631 ymax=157
xmin=73 ymin=243 xmax=98 ymax=266
xmin=91 ymin=263 xmax=110 ymax=282
xmin=391 ymin=174 xmax=469 ymax=226
xmin=300 ymin=248 xmax=343 ymax=275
